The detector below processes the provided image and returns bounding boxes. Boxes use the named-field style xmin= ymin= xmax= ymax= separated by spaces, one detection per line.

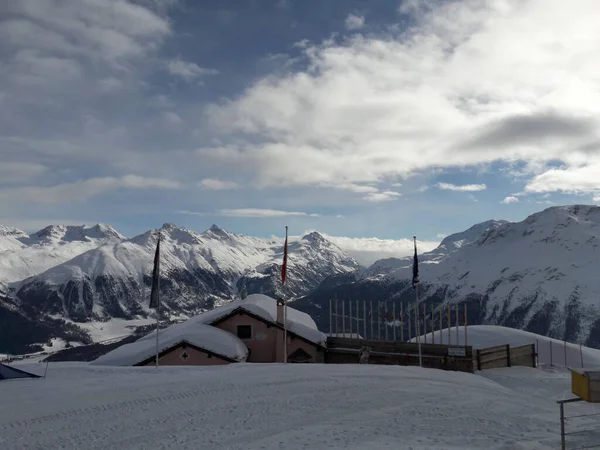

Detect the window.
xmin=237 ymin=325 xmax=252 ymax=340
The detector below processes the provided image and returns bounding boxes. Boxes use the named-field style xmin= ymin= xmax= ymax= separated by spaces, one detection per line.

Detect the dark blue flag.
xmin=412 ymin=237 xmax=419 ymax=289
xmin=149 ymin=234 xmax=161 ymax=309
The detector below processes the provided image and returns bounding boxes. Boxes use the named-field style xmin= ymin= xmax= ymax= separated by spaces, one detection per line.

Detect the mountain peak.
xmin=28 ymin=224 xmax=123 ymax=243
xmin=0 ymin=225 xmax=26 ymax=237
xmin=203 ymin=224 xmax=231 ymax=239
xmin=302 ymin=231 xmax=325 ymax=243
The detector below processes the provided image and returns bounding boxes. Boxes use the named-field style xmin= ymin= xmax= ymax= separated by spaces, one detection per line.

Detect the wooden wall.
xmin=325 ymin=337 xmax=474 ymax=373
xmin=473 ymin=344 xmax=536 ymax=371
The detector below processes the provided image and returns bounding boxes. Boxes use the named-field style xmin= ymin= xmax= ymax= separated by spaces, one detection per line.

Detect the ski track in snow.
xmin=0 ymin=363 xmax=582 ymax=450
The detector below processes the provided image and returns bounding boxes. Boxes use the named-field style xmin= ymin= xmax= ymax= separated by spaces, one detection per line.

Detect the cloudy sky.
xmin=1 ymin=0 xmax=599 ymax=263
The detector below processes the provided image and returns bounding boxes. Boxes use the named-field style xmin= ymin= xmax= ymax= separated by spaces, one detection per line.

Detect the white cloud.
xmin=501 ymin=196 xmax=519 ymax=204
xmin=162 ymin=111 xmax=183 ymax=125
xmin=178 ymin=209 xmax=319 ymax=219
xmin=0 ymin=1 xmax=171 ymax=64
xmin=0 ymin=162 xmax=47 ymax=184
xmin=218 ymin=208 xmax=319 ymax=218
xmin=205 ymin=0 xmax=600 ymax=198
xmin=324 ymin=234 xmax=439 ymax=265
xmin=344 ymin=14 xmax=365 ymax=30
xmin=525 ymin=164 xmax=600 ymax=196
xmin=363 ymin=191 xmax=401 ymax=202
xmin=436 ymin=182 xmax=487 ymax=192
xmin=197 ymin=178 xmax=239 ymax=190
xmin=98 ymin=77 xmax=124 ymax=93
xmin=0 ymin=175 xmax=181 ymax=204
xmin=167 ymin=60 xmax=218 ymax=82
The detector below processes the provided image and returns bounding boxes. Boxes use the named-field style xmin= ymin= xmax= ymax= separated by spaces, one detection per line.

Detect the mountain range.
xmin=3 ymin=204 xmax=600 ymax=355
xmin=296 ymin=205 xmax=600 ymax=348
xmin=0 ymin=223 xmax=358 ymax=353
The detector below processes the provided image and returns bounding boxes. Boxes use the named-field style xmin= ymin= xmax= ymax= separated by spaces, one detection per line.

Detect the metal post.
xmin=550 ymin=340 xmax=553 ymax=366
xmin=447 ymin=304 xmax=451 ymax=346
xmin=355 ymin=299 xmax=359 ymax=338
xmin=335 ymin=297 xmax=339 ymax=337
xmin=580 ymin=343 xmax=584 ymax=368
xmin=564 ymin=340 xmax=567 ymax=367
xmin=370 ymin=301 xmax=373 ymax=340
xmin=439 ymin=308 xmax=442 ymax=345
xmin=155 ymin=305 xmax=160 ymax=368
xmin=378 ymin=301 xmax=381 ymax=340
xmin=349 ymin=300 xmax=353 ymax=337
xmin=329 ymin=298 xmax=332 ymax=336
xmin=385 ymin=302 xmax=389 ymax=341
xmin=431 ymin=307 xmax=434 ymax=344
xmin=408 ymin=304 xmax=411 ymax=341
xmin=284 ymin=298 xmax=288 ymax=364
xmin=393 ymin=302 xmax=396 ymax=341
xmin=456 ymin=304 xmax=459 ymax=345
xmin=363 ymin=300 xmax=367 ymax=339
xmin=415 ymin=285 xmax=422 ymax=367
xmin=400 ymin=302 xmax=404 ymax=342
xmin=342 ymin=300 xmax=346 ymax=336
xmin=423 ymin=303 xmax=427 ymax=344
xmin=464 ymin=304 xmax=468 ymax=347
xmin=560 ymin=402 xmax=566 ymax=450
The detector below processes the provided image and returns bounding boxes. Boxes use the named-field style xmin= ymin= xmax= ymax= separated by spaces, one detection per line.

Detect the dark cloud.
xmin=465 ymin=112 xmax=595 ymax=149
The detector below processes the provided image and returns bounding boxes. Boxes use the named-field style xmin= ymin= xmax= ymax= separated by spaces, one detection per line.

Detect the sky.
xmin=1 ymin=0 xmax=600 ymax=264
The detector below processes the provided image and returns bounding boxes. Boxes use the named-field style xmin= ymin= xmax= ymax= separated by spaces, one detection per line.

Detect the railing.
xmin=558 ymin=398 xmax=600 ymax=450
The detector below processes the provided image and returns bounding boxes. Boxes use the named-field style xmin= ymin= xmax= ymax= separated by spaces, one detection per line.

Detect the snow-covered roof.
xmin=91 ymin=323 xmax=248 ymax=366
xmin=194 ymin=294 xmax=327 ymax=346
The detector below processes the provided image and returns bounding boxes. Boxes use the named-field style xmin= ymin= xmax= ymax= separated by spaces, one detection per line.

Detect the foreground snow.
xmin=0 ymin=362 xmax=590 ymax=449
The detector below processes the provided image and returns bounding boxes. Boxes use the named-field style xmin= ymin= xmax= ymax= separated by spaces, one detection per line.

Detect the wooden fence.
xmin=473 ymin=344 xmax=536 ymax=371
xmin=326 ymin=337 xmax=474 ymax=373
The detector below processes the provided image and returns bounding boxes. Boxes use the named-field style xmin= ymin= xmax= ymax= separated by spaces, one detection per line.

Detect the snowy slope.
xmin=0 ymin=224 xmax=123 ymax=284
xmin=415 ymin=325 xmax=600 ymax=368
xmin=0 ymin=362 xmax=584 ymax=449
xmin=316 ymin=205 xmax=600 ymax=348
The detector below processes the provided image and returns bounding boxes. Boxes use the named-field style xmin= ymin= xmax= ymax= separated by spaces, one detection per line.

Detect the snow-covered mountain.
xmin=0 ymin=224 xmax=123 ymax=286
xmin=359 ymin=220 xmax=508 ymax=279
xmin=297 ymin=205 xmax=600 ymax=349
xmin=1 ymin=222 xmax=358 ymax=353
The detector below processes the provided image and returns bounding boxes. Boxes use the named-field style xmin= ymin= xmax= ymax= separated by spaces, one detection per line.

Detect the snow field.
xmin=0 ymin=362 xmax=582 ymax=450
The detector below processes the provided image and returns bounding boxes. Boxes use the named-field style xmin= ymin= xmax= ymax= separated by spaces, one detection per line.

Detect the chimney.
xmin=276 ymin=298 xmax=285 ymax=325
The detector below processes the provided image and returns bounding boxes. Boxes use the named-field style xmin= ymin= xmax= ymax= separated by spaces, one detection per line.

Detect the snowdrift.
xmin=415 ymin=324 xmax=600 ymax=367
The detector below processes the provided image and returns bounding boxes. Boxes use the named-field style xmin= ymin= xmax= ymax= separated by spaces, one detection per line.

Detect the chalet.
xmin=92 ymin=294 xmax=326 ymax=366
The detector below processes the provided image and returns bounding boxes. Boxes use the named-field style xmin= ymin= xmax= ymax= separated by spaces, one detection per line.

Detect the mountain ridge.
xmin=0 ymin=222 xmax=359 ymax=353
xmin=296 ymin=204 xmax=600 ymax=349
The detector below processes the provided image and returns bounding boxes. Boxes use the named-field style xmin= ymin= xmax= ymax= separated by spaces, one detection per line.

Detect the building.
xmin=92 ymin=294 xmax=326 ymax=366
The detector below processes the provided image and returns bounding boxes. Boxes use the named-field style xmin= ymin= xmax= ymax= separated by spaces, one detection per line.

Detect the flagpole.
xmin=283 ymin=225 xmax=288 ymax=364
xmin=413 ymin=236 xmax=423 ymax=368
xmin=154 ymin=232 xmax=161 ymax=368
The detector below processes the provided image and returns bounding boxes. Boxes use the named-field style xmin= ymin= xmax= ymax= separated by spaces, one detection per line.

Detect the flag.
xmin=412 ymin=237 xmax=419 ymax=289
xmin=149 ymin=234 xmax=161 ymax=309
xmin=281 ymin=226 xmax=288 ymax=285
